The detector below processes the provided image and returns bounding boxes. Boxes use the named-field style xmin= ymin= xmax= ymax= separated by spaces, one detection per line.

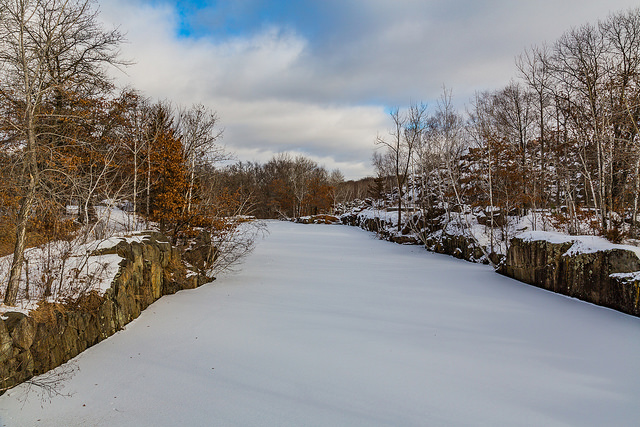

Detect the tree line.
xmin=213 ymin=154 xmax=344 ymax=219
xmin=373 ymin=8 xmax=640 ymax=247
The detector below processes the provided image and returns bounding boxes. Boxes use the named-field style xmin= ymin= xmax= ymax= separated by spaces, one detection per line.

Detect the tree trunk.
xmin=397 ymin=171 xmax=402 ymax=232
xmin=132 ymin=137 xmax=138 ymax=230
xmin=187 ymin=157 xmax=195 ymax=214
xmin=4 ymin=180 xmax=36 ymax=306
xmin=5 ymin=106 xmax=39 ymax=306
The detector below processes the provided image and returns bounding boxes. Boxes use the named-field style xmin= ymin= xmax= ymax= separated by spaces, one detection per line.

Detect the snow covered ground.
xmin=0 ymin=232 xmax=147 ymax=315
xmin=0 ymin=205 xmax=148 ymax=314
xmin=0 ymin=220 xmax=639 ymax=426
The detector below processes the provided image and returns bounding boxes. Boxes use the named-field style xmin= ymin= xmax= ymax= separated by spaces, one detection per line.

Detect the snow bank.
xmin=517 ymin=230 xmax=575 ymax=244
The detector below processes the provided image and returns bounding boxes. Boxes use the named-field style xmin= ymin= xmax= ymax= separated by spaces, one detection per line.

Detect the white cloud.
xmin=218 ymin=97 xmax=387 ymax=166
xmin=99 ymin=0 xmax=386 ymax=179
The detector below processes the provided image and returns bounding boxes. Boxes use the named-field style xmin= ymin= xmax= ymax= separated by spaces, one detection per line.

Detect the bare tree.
xmin=0 ymin=0 xmax=125 ymax=306
xmin=177 ymin=104 xmax=225 ymax=215
xmin=428 ymin=88 xmax=466 ymax=219
xmin=113 ymin=90 xmax=152 ymax=230
xmin=290 ymin=155 xmax=316 ymax=218
xmin=517 ymin=44 xmax=553 ymax=210
xmin=549 ymin=22 xmax=609 ymax=229
xmin=328 ymin=168 xmax=345 ymax=211
xmin=468 ymin=91 xmax=498 ymax=252
xmin=600 ymin=8 xmax=640 ymax=234
xmin=371 ymin=150 xmax=394 ymax=198
xmin=492 ymin=81 xmax=536 ymax=214
xmin=375 ymin=103 xmax=427 ymax=231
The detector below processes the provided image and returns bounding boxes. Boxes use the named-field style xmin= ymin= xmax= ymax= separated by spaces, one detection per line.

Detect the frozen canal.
xmin=1 ymin=220 xmax=639 ymax=426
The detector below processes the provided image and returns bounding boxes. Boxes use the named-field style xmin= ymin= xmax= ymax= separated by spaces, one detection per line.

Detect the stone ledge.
xmin=499 ymin=233 xmax=640 ymax=317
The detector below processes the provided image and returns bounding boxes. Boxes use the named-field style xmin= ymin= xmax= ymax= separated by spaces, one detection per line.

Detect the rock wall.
xmin=341 ymin=212 xmax=488 ymax=262
xmin=0 ymin=232 xmax=213 ymax=392
xmin=499 ymin=235 xmax=640 ymax=317
xmin=341 ymin=213 xmax=421 ymax=245
xmin=423 ymin=232 xmax=488 ymax=263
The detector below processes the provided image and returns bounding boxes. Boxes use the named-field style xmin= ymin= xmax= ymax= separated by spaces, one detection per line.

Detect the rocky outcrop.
xmin=341 ymin=213 xmax=414 ymax=243
xmin=341 ymin=211 xmax=488 ymax=261
xmin=340 ymin=213 xmax=390 ymax=233
xmin=0 ymin=231 xmax=214 ymax=392
xmin=499 ymin=233 xmax=640 ymax=317
xmin=423 ymin=232 xmax=488 ymax=263
xmin=294 ymin=215 xmax=340 ymax=224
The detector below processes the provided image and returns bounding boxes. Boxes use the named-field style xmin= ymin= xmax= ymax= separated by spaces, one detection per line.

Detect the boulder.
xmin=0 ymin=321 xmax=14 ymax=364
xmin=4 ymin=312 xmax=36 ymax=351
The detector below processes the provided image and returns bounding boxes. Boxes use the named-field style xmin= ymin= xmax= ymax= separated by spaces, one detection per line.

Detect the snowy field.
xmin=1 ymin=220 xmax=639 ymax=426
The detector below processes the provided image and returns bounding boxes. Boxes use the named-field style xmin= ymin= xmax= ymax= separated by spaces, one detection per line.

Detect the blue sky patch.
xmin=151 ymin=0 xmax=331 ymax=41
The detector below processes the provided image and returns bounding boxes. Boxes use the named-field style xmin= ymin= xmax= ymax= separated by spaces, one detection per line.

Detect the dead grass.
xmin=29 ymin=301 xmax=67 ymax=324
xmin=0 ymin=217 xmax=80 ymax=258
xmin=62 ymin=290 xmax=104 ymax=314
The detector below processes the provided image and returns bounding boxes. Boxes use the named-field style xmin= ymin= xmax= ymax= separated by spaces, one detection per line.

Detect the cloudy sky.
xmin=98 ymin=0 xmax=638 ymax=179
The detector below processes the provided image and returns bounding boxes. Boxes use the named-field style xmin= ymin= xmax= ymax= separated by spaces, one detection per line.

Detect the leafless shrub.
xmin=208 ymin=219 xmax=267 ymax=275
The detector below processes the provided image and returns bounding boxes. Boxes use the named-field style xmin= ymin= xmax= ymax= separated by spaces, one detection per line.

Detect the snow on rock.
xmin=0 ymin=232 xmax=214 ymax=395
xmin=610 ymin=271 xmax=640 ymax=282
xmin=0 ymin=204 xmax=153 ymax=313
xmin=517 ymin=230 xmax=576 ymax=244
xmin=517 ymin=230 xmax=640 ymax=259
xmin=0 ymin=233 xmax=150 ymax=314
